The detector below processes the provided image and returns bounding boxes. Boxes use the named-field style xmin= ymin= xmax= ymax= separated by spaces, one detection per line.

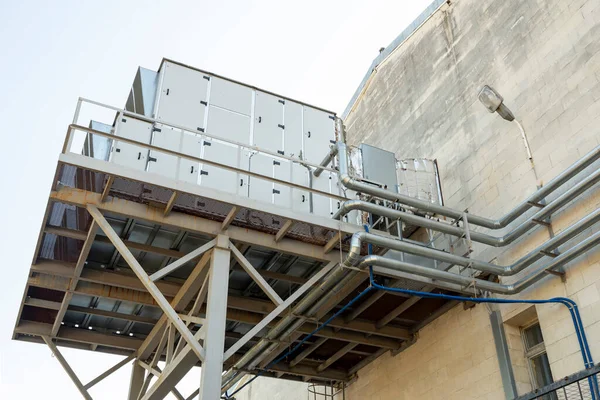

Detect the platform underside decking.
xmin=13 ymin=153 xmax=459 ymax=393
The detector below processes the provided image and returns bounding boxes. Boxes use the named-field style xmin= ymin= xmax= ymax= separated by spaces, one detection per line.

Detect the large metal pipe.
xmin=221 ymin=266 xmax=359 ymax=391
xmin=357 ymin=228 xmax=600 ymax=295
xmin=337 ymin=144 xmax=600 ymax=235
xmin=336 ymin=196 xmax=600 ymax=248
xmin=225 ymin=221 xmax=600 ymax=390
xmin=313 ymin=146 xmax=339 ymax=177
xmin=327 ymin=140 xmax=600 ymax=230
xmin=244 ymin=271 xmax=362 ymax=371
xmin=222 ymin=270 xmax=362 ymax=392
xmin=345 ymin=207 xmax=600 ymax=276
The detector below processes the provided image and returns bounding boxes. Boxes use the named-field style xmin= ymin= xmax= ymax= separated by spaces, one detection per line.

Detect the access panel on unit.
xmin=253 ymin=91 xmax=284 ymax=154
xmin=155 ymin=61 xmax=208 ymax=131
xmin=111 ymin=117 xmax=153 ymax=171
xmin=178 ymin=131 xmax=203 ymax=184
xmin=302 ymin=106 xmax=335 ymax=165
xmin=146 ymin=124 xmax=182 ymax=180
xmin=200 ymin=139 xmax=246 ymax=196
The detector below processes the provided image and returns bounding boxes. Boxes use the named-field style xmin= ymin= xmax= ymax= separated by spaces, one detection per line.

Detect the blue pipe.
xmin=361 ymin=225 xmax=596 ymax=396
xmin=368 ymin=267 xmax=598 ymax=397
xmin=224 ymin=228 xmax=597 ymax=398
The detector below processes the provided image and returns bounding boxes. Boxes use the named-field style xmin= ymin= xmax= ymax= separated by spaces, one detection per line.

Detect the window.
xmin=522 ymin=322 xmax=556 ymax=399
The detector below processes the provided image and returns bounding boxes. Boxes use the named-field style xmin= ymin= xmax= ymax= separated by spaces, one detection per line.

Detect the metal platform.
xmin=12 ymin=99 xmax=460 ymax=399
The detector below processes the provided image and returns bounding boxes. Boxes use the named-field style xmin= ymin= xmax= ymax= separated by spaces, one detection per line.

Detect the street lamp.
xmin=478 ymin=85 xmax=532 ymax=161
xmin=478 ymin=85 xmax=515 ymax=121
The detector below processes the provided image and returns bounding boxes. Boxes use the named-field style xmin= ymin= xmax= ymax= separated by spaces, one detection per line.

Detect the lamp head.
xmin=478 ymin=85 xmax=515 ymax=121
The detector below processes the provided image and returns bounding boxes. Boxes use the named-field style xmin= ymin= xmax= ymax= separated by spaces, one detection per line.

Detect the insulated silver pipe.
xmin=313 ymin=145 xmax=339 ymax=177
xmin=358 ymin=228 xmax=600 ymax=294
xmin=328 ymin=140 xmax=600 ymax=230
xmin=221 ymin=266 xmax=359 ymax=391
xmin=243 ymin=270 xmax=363 ymax=371
xmin=347 ymin=231 xmax=504 ymax=274
xmin=345 ymin=207 xmax=600 ymax=276
xmin=334 ymin=184 xmax=600 ymax=248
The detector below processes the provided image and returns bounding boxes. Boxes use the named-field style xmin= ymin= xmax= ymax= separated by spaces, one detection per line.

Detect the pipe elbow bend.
xmin=344 ymin=231 xmax=367 ymax=267
xmin=501 ymin=266 xmax=514 ymax=275
xmin=493 ymin=236 xmax=510 ymax=247
xmin=344 ymin=199 xmax=363 ymax=211
xmin=357 ymin=254 xmax=380 ymax=270
xmin=339 ymin=173 xmax=353 ymax=187
xmin=505 ymin=284 xmax=518 ymax=295
xmin=333 ymin=200 xmax=360 ymax=220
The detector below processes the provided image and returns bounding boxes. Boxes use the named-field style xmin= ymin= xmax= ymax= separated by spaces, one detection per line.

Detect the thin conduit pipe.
xmin=223 ymin=218 xmax=600 ymax=390
xmin=358 ymin=225 xmax=593 ymax=375
xmin=345 ymin=209 xmax=600 ymax=276
xmin=326 ymin=140 xmax=600 ymax=230
xmin=247 ymin=270 xmax=362 ymax=373
xmin=220 ymin=265 xmax=343 ymax=387
xmin=222 ymin=224 xmax=600 ymax=397
xmin=367 ymin=267 xmax=599 ymax=397
xmin=361 ymin=223 xmax=594 ymax=388
xmin=222 ymin=141 xmax=600 ymax=391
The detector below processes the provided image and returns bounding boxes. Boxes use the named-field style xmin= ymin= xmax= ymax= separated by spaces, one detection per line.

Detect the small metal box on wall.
xmin=359 ymin=143 xmax=399 ymax=192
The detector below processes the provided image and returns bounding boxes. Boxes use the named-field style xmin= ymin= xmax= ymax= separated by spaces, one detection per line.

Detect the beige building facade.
xmin=341 ymin=0 xmax=600 ymax=398
xmin=237 ymin=0 xmax=600 ymax=398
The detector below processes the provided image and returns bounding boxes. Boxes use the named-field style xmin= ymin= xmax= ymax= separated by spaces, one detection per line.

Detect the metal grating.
xmin=516 ymin=365 xmax=600 ymax=400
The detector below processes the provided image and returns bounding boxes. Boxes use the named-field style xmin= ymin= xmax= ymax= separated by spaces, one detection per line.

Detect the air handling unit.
xmin=113 ymin=60 xmax=342 ymax=220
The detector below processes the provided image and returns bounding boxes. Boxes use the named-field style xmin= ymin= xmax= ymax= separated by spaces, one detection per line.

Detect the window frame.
xmin=520 ymin=321 xmax=554 ymax=391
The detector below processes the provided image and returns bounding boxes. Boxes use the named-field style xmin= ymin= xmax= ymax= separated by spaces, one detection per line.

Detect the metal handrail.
xmin=515 ymin=363 xmax=600 ymax=400
xmin=75 ymin=97 xmax=340 ymax=174
xmin=65 ymin=124 xmax=346 ymax=201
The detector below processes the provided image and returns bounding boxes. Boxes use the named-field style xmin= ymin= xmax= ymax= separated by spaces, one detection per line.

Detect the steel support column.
xmin=200 ymin=235 xmax=231 ymax=400
xmin=128 ymin=361 xmax=145 ymax=400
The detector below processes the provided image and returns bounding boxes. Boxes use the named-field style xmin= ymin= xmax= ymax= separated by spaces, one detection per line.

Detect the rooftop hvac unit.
xmin=109 ymin=60 xmax=345 ymax=220
xmin=86 ymin=59 xmax=443 ymax=227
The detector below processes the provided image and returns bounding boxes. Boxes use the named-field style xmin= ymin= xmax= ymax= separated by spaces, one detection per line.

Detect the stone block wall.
xmin=341 ymin=0 xmax=600 ymax=398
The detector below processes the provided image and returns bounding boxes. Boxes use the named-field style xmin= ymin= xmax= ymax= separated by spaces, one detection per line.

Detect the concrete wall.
xmin=341 ymin=0 xmax=600 ymax=398
xmin=234 ymin=376 xmax=309 ymax=400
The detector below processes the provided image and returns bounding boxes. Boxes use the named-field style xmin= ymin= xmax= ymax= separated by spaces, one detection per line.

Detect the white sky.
xmin=0 ymin=1 xmax=432 ymax=398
